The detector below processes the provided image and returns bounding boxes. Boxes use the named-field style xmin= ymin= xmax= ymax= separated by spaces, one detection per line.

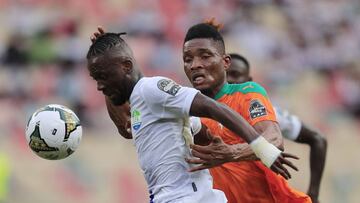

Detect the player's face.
xmin=183 ymin=39 xmax=230 ymax=93
xmin=87 ymin=57 xmax=131 ymax=105
xmin=227 ymin=59 xmax=251 ymax=84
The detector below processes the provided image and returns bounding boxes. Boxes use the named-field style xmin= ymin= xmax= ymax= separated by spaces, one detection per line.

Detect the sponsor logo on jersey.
xmin=249 ymin=99 xmax=267 ymax=119
xmin=157 ymin=79 xmax=181 ymax=96
xmin=131 ymin=109 xmax=142 ymax=131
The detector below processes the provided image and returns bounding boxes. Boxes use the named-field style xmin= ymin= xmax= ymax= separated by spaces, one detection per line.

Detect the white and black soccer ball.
xmin=25 ymin=104 xmax=82 ymax=160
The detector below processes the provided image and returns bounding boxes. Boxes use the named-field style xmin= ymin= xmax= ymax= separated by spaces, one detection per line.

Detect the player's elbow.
xmin=117 ymin=128 xmax=133 ymax=139
xmin=308 ymin=131 xmax=327 ymax=151
xmin=314 ymin=133 xmax=327 ymax=150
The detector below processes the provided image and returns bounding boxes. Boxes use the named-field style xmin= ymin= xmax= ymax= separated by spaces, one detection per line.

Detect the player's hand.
xmin=90 ymin=26 xmax=105 ymax=43
xmin=186 ymin=130 xmax=235 ymax=172
xmin=270 ymin=152 xmax=299 ymax=180
xmin=125 ymin=119 xmax=131 ymax=134
xmin=120 ymin=117 xmax=132 ymax=139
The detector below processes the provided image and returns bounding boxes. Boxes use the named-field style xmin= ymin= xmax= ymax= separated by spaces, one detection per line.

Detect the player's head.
xmin=227 ymin=53 xmax=252 ymax=84
xmin=183 ymin=19 xmax=231 ymax=96
xmin=87 ymin=32 xmax=141 ymax=105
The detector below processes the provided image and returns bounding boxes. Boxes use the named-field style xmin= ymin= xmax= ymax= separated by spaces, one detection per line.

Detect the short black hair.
xmin=87 ymin=32 xmax=127 ymax=59
xmin=184 ymin=23 xmax=225 ymax=53
xmin=229 ymin=53 xmax=250 ymax=70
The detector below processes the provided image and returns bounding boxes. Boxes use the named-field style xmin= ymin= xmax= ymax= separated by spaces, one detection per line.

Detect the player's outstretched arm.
xmin=191 ymin=120 xmax=284 ymax=161
xmin=187 ymin=121 xmax=299 ymax=175
xmin=189 ymin=93 xmax=298 ymax=179
xmin=295 ymin=124 xmax=327 ymax=203
xmin=105 ymin=97 xmax=132 ymax=139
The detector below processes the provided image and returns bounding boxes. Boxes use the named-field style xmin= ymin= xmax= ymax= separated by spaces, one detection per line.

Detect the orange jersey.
xmin=201 ymin=82 xmax=311 ymax=203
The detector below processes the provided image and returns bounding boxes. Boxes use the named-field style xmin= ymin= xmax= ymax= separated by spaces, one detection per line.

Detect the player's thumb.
xmin=212 ymin=136 xmax=223 ymax=144
xmin=206 ymin=129 xmax=214 ymax=140
xmin=206 ymin=129 xmax=222 ymax=143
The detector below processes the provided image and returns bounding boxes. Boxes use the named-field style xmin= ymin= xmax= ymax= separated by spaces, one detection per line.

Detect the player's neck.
xmin=202 ymin=81 xmax=227 ymax=99
xmin=127 ymin=70 xmax=144 ymax=100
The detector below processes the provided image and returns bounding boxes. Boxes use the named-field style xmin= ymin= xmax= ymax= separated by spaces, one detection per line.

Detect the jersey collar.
xmin=214 ymin=83 xmax=230 ymax=100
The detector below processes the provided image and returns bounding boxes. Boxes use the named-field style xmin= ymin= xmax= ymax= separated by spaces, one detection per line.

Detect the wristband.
xmin=249 ymin=136 xmax=281 ymax=167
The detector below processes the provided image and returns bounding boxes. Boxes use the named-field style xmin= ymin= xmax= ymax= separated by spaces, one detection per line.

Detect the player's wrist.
xmin=249 ymin=136 xmax=281 ymax=168
xmin=307 ymin=188 xmax=319 ymax=199
xmin=227 ymin=144 xmax=239 ymax=162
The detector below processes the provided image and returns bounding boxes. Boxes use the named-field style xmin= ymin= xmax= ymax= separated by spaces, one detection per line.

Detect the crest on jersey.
xmin=249 ymin=99 xmax=267 ymax=119
xmin=131 ymin=109 xmax=142 ymax=131
xmin=157 ymin=79 xmax=181 ymax=96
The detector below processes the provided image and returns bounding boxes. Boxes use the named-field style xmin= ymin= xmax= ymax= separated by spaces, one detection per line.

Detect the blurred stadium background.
xmin=0 ymin=0 xmax=360 ymax=202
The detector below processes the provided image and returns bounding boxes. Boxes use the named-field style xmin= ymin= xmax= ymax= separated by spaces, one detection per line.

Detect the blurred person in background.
xmin=182 ymin=21 xmax=311 ymax=203
xmin=332 ymin=62 xmax=360 ymax=120
xmin=2 ymin=34 xmax=29 ymax=67
xmin=225 ymin=53 xmax=327 ymax=203
xmin=87 ymin=30 xmax=298 ymax=202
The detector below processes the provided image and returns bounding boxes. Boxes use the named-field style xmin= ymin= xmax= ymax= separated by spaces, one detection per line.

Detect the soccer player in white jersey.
xmin=86 ymin=32 xmax=298 ymax=203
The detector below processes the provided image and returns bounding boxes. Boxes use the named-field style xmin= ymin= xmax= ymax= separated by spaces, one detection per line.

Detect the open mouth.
xmin=191 ymin=73 xmax=206 ymax=85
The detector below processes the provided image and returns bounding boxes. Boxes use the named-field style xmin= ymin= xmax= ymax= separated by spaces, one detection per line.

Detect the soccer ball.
xmin=25 ymin=104 xmax=82 ymax=160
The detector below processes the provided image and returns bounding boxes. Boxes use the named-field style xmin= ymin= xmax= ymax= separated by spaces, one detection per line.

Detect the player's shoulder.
xmin=216 ymin=82 xmax=268 ymax=99
xmin=139 ymin=76 xmax=183 ymax=97
xmin=139 ymin=76 xmax=165 ymax=85
xmin=140 ymin=76 xmax=175 ymax=87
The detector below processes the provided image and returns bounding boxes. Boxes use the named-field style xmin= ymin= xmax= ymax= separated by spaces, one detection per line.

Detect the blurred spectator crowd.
xmin=0 ymin=0 xmax=359 ymax=135
xmin=0 ymin=0 xmax=360 ymax=202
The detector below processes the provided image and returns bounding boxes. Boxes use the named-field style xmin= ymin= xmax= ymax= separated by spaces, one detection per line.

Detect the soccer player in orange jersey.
xmin=183 ymin=21 xmax=312 ymax=203
xmin=224 ymin=53 xmax=327 ymax=203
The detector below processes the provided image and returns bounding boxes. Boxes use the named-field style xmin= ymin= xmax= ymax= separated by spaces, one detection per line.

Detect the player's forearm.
xmin=308 ymin=134 xmax=327 ymax=198
xmin=105 ymin=98 xmax=132 ymax=139
xmin=296 ymin=125 xmax=327 ymax=200
xmin=254 ymin=121 xmax=284 ymax=151
xmin=231 ymin=138 xmax=281 ymax=162
xmin=201 ymin=101 xmax=259 ymax=143
xmin=231 ymin=122 xmax=284 ymax=162
xmin=231 ymin=143 xmax=259 ymax=161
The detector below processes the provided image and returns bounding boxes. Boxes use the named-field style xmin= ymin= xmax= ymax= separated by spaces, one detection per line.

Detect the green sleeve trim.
xmin=214 ymin=82 xmax=268 ymax=100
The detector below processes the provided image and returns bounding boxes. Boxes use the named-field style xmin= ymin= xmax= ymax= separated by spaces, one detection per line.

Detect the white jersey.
xmin=274 ymin=107 xmax=302 ymax=141
xmin=129 ymin=77 xmax=227 ymax=203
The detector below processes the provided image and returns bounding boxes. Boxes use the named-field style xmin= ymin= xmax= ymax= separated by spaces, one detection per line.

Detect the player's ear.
xmin=223 ymin=54 xmax=231 ymax=71
xmin=121 ymin=59 xmax=133 ymax=74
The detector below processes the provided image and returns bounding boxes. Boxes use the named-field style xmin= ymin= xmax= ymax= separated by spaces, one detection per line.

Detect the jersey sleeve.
xmin=141 ymin=77 xmax=199 ymax=119
xmin=240 ymin=85 xmax=277 ymax=126
xmin=190 ymin=116 xmax=202 ymax=136
xmin=274 ymin=107 xmax=302 ymax=140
